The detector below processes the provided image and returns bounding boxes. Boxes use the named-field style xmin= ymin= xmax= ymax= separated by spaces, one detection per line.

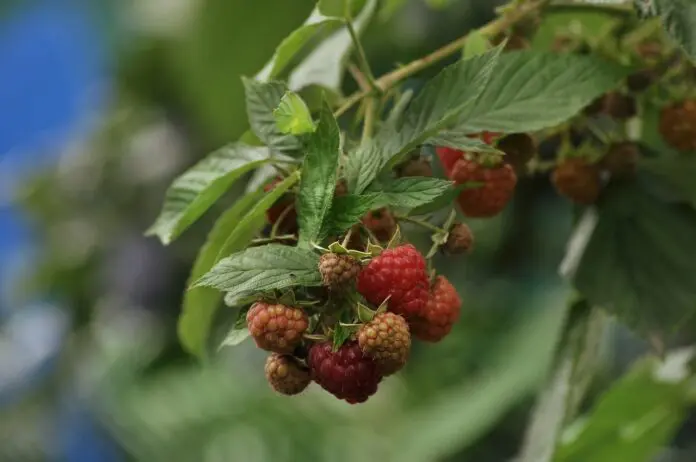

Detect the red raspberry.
xmin=552 ymin=158 xmax=602 ymax=205
xmin=451 ymin=158 xmax=517 ymax=218
xmin=659 ymin=100 xmax=696 ymax=151
xmin=264 ymin=178 xmax=298 ymax=234
xmin=411 ymin=276 xmax=461 ymax=342
xmin=308 ymin=341 xmax=382 ymax=404
xmin=436 ymin=146 xmax=464 ymax=175
xmin=246 ymin=302 xmax=309 ymax=354
xmin=318 ymin=253 xmax=361 ymax=289
xmin=265 ymin=353 xmax=311 ymax=396
xmin=357 ymin=244 xmax=430 ymax=319
xmin=361 ymin=208 xmax=397 ymax=243
xmin=357 ymin=312 xmax=411 ymax=375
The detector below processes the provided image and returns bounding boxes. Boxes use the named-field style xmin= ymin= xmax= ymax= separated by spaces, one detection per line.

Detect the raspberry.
xmin=264 ymin=178 xmax=298 ymax=234
xmin=399 ymin=158 xmax=433 ymax=177
xmin=497 ymin=133 xmax=536 ymax=172
xmin=445 ymin=222 xmax=474 ymax=254
xmin=318 ymin=253 xmax=361 ymax=289
xmin=552 ymin=158 xmax=602 ymax=205
xmin=659 ymin=100 xmax=696 ymax=151
xmin=411 ymin=276 xmax=461 ymax=342
xmin=357 ymin=312 xmax=410 ymax=375
xmin=357 ymin=244 xmax=429 ymax=319
xmin=451 ymin=158 xmax=517 ymax=218
xmin=436 ymin=146 xmax=464 ymax=175
xmin=603 ymin=92 xmax=637 ymax=120
xmin=265 ymin=353 xmax=311 ymax=396
xmin=308 ymin=341 xmax=382 ymax=404
xmin=362 ymin=208 xmax=397 ymax=243
xmin=600 ymin=142 xmax=639 ymax=178
xmin=246 ymin=302 xmax=309 ymax=354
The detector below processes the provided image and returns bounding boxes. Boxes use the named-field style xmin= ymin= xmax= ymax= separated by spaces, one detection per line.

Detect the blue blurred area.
xmin=0 ymin=1 xmax=117 ymax=460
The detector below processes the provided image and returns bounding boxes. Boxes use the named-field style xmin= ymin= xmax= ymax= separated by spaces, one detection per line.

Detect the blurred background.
xmin=0 ymin=1 xmax=685 ymax=461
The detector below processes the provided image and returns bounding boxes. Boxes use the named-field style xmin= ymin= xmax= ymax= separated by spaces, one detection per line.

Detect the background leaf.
xmin=427 ymin=131 xmax=503 ymax=153
xmin=640 ymin=156 xmax=696 ymax=208
xmin=178 ymin=189 xmax=265 ymax=359
xmin=243 ymin=78 xmax=302 ymax=154
xmin=194 ymin=245 xmax=322 ymax=297
xmin=318 ymin=0 xmax=367 ymax=17
xmin=297 ymin=102 xmax=341 ymax=246
xmin=455 ymin=51 xmax=629 ymax=133
xmin=219 ymin=327 xmax=251 ymax=348
xmin=634 ymin=0 xmax=696 ymax=61
xmin=273 ymin=91 xmax=316 ymax=135
xmin=146 ymin=144 xmax=269 ymax=244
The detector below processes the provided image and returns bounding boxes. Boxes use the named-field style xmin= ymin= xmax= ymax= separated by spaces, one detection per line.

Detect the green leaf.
xmin=640 ymin=155 xmax=696 ymax=208
xmin=194 ymin=245 xmax=322 ymax=298
xmin=243 ymin=78 xmax=302 ymax=154
xmin=219 ymin=327 xmax=251 ymax=348
xmin=634 ymin=0 xmax=696 ymax=61
xmin=332 ymin=323 xmax=356 ymax=351
xmin=426 ymin=131 xmax=503 ymax=154
xmin=255 ymin=12 xmax=344 ymax=81
xmin=146 ymin=143 xmax=269 ymax=244
xmin=379 ymin=177 xmax=454 ymax=209
xmin=274 ymin=91 xmax=316 ymax=135
xmin=455 ymin=51 xmax=629 ymax=134
xmin=318 ymin=0 xmax=366 ymax=17
xmin=561 ymin=180 xmax=696 ymax=334
xmin=346 ymin=45 xmax=503 ymax=193
xmin=555 ymin=347 xmax=696 ymax=462
xmin=178 ymin=189 xmax=265 ymax=359
xmin=463 ymin=30 xmax=491 ymax=59
xmin=327 ymin=193 xmax=388 ymax=232
xmin=287 ymin=0 xmax=377 ymax=92
xmin=297 ymin=101 xmax=341 ymax=246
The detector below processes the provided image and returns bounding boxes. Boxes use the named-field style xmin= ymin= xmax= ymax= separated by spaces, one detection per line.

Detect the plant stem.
xmin=251 ymin=234 xmax=297 ymax=245
xmin=333 ymin=0 xmax=552 ymax=118
xmin=397 ymin=215 xmax=443 ymax=233
xmin=362 ymin=97 xmax=376 ymax=142
xmin=346 ymin=19 xmax=380 ymax=93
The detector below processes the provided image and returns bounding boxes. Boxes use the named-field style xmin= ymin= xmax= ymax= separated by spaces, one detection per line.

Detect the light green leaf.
xmin=555 ymin=347 xmax=696 ymax=462
xmin=297 ymin=101 xmax=341 ymax=246
xmin=178 ymin=189 xmax=265 ymax=359
xmin=640 ymin=155 xmax=696 ymax=208
xmin=194 ymin=245 xmax=322 ymax=297
xmin=379 ymin=0 xmax=407 ymax=21
xmin=146 ymin=143 xmax=269 ymax=244
xmin=273 ymin=91 xmax=316 ymax=135
xmin=456 ymin=51 xmax=629 ymax=134
xmin=463 ymin=30 xmax=491 ymax=59
xmin=243 ymin=78 xmax=302 ymax=154
xmin=346 ymin=45 xmax=503 ymax=193
xmin=561 ymin=180 xmax=696 ymax=334
xmin=288 ymin=0 xmax=377 ymax=92
xmin=318 ymin=0 xmax=366 ymax=17
xmin=634 ymin=0 xmax=696 ymax=61
xmin=426 ymin=131 xmax=502 ymax=153
xmin=332 ymin=323 xmax=356 ymax=351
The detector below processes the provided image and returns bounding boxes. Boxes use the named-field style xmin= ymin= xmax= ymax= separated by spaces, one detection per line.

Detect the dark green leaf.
xmin=346 ymin=46 xmax=503 ymax=193
xmin=327 ymin=193 xmax=389 ymax=232
xmin=274 ymin=91 xmax=316 ymax=135
xmin=243 ymin=78 xmax=301 ymax=154
xmin=556 ymin=348 xmax=695 ymax=462
xmin=178 ymin=189 xmax=265 ymax=359
xmin=456 ymin=51 xmax=629 ymax=133
xmin=634 ymin=0 xmax=696 ymax=61
xmin=194 ymin=245 xmax=322 ymax=298
xmin=640 ymin=155 xmax=696 ymax=208
xmin=562 ymin=180 xmax=696 ymax=334
xmin=408 ymin=182 xmax=481 ymax=216
xmin=380 ymin=177 xmax=454 ymax=208
xmin=297 ymin=101 xmax=341 ymax=245
xmin=146 ymin=143 xmax=269 ymax=244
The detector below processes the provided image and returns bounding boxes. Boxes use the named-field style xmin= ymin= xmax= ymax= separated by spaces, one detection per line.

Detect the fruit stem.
xmin=397 ymin=215 xmax=443 ymax=233
xmin=362 ymin=96 xmax=376 ymax=142
xmin=341 ymin=227 xmax=354 ymax=248
xmin=334 ymin=0 xmax=552 ymax=118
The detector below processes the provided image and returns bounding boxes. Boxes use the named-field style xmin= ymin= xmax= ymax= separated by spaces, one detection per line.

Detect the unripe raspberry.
xmin=246 ymin=302 xmax=308 ymax=354
xmin=399 ymin=158 xmax=433 ymax=177
xmin=659 ymin=100 xmax=696 ymax=151
xmin=318 ymin=253 xmax=361 ymax=289
xmin=451 ymin=158 xmax=517 ymax=218
xmin=358 ymin=312 xmax=410 ymax=375
xmin=600 ymin=142 xmax=639 ymax=178
xmin=362 ymin=208 xmax=397 ymax=243
xmin=445 ymin=223 xmax=474 ymax=254
xmin=552 ymin=158 xmax=602 ymax=205
xmin=411 ymin=276 xmax=461 ymax=342
xmin=497 ymin=133 xmax=536 ymax=172
xmin=308 ymin=341 xmax=382 ymax=404
xmin=357 ymin=244 xmax=430 ymax=319
xmin=265 ymin=353 xmax=311 ymax=396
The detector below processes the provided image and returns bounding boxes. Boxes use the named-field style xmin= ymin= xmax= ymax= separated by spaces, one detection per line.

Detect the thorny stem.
xmin=333 ymin=0 xmax=552 ymax=118
xmin=346 ymin=19 xmax=380 ymax=93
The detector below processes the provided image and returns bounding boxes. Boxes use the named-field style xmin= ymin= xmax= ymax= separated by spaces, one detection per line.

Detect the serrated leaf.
xmin=346 ymin=45 xmax=503 ymax=193
xmin=426 ymin=131 xmax=503 ymax=154
xmin=555 ymin=348 xmax=695 ymax=462
xmin=243 ymin=78 xmax=301 ymax=154
xmin=297 ymin=101 xmax=341 ymax=246
xmin=332 ymin=323 xmax=355 ymax=351
xmin=408 ymin=182 xmax=481 ymax=216
xmin=288 ymin=0 xmax=377 ymax=92
xmin=463 ymin=30 xmax=491 ymax=59
xmin=562 ymin=180 xmax=696 ymax=334
xmin=194 ymin=245 xmax=322 ymax=298
xmin=640 ymin=155 xmax=696 ymax=208
xmin=318 ymin=0 xmax=367 ymax=17
xmin=634 ymin=0 xmax=696 ymax=61
xmin=178 ymin=189 xmax=265 ymax=359
xmin=255 ymin=10 xmax=344 ymax=81
xmin=326 ymin=193 xmax=387 ymax=232
xmin=274 ymin=91 xmax=316 ymax=135
xmin=455 ymin=51 xmax=629 ymax=134
xmin=219 ymin=327 xmax=251 ymax=348
xmin=380 ymin=177 xmax=454 ymax=208
xmin=146 ymin=143 xmax=269 ymax=244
